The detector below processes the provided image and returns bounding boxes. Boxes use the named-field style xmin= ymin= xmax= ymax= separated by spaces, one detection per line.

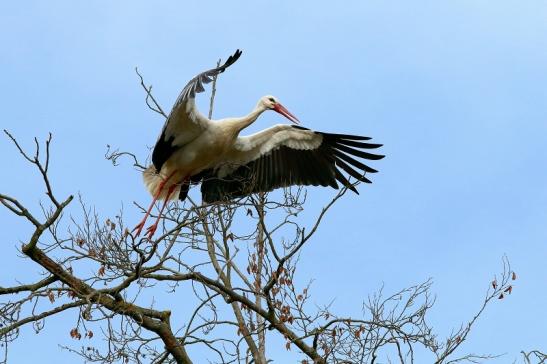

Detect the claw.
xmin=133 ymin=174 xmax=186 ymax=241
xmin=133 ymin=221 xmax=146 ymax=237
xmin=132 ymin=171 xmax=177 ymax=239
xmin=145 ymin=224 xmax=158 ymax=239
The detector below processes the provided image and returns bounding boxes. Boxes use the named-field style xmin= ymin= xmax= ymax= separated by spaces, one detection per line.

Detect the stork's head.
xmin=259 ymin=95 xmax=299 ymax=124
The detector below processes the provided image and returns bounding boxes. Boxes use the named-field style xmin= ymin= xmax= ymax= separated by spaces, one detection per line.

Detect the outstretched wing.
xmin=152 ymin=49 xmax=243 ymax=172
xmin=200 ymin=125 xmax=384 ymax=203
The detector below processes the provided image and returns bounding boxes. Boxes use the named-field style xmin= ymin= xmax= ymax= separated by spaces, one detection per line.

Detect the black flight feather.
xmin=199 ymin=126 xmax=383 ymax=203
xmin=152 ymin=50 xmax=243 ymax=172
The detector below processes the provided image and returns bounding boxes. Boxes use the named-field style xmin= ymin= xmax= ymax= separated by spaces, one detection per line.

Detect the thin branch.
xmin=135 ymin=67 xmax=168 ymax=118
xmin=208 ymin=59 xmax=221 ymax=120
xmin=0 ymin=300 xmax=85 ymax=337
xmin=0 ymin=276 xmax=57 ymax=295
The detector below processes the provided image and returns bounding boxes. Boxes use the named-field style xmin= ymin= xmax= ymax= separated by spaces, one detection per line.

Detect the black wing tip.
xmin=220 ymin=49 xmax=243 ymax=72
xmin=177 ymin=50 xmax=243 ymax=102
xmin=366 ymin=153 xmax=385 ymax=160
xmin=329 ymin=133 xmax=372 ymax=141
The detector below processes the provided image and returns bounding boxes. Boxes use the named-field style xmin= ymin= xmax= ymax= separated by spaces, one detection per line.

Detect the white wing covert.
xmin=151 ymin=50 xmax=243 ymax=172
xmin=200 ymin=125 xmax=384 ymax=203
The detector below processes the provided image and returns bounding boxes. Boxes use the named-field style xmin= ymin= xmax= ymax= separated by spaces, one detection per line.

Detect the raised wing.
xmin=200 ymin=125 xmax=384 ymax=203
xmin=152 ymin=49 xmax=243 ymax=172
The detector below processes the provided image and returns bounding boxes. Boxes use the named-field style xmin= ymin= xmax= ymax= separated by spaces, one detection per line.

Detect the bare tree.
xmin=0 ymin=66 xmax=526 ymax=364
xmin=522 ymin=351 xmax=547 ymax=364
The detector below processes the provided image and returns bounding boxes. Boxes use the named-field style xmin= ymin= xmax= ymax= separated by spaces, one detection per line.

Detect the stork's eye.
xmin=268 ymin=97 xmax=276 ymax=103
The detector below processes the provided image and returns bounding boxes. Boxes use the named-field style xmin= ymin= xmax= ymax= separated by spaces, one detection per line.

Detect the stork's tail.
xmin=143 ymin=166 xmax=180 ymax=200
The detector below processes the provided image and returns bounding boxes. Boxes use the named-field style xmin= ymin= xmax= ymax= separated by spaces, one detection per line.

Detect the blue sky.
xmin=1 ymin=1 xmax=546 ymax=362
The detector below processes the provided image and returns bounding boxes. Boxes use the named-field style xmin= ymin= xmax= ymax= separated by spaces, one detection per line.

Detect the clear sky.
xmin=1 ymin=1 xmax=546 ymax=362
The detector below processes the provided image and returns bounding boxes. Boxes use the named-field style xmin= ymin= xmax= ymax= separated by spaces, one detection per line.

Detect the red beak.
xmin=273 ymin=103 xmax=300 ymax=124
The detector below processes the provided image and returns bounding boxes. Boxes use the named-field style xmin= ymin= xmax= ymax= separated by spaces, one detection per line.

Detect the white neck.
xmin=229 ymin=103 xmax=268 ymax=134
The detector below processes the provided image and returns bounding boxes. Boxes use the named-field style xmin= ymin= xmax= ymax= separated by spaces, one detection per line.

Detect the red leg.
xmin=133 ymin=171 xmax=176 ymax=237
xmin=144 ymin=182 xmax=179 ymax=239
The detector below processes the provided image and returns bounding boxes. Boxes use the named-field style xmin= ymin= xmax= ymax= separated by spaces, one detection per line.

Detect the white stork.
xmin=134 ymin=50 xmax=384 ymax=238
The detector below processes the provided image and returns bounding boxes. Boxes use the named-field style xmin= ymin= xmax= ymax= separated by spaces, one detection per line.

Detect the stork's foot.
xmin=132 ymin=220 xmax=146 ymax=237
xmin=132 ymin=221 xmax=158 ymax=239
xmin=145 ymin=223 xmax=159 ymax=239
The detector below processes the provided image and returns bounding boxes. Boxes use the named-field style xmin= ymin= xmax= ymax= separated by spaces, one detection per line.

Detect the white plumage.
xmin=134 ymin=50 xmax=383 ymax=238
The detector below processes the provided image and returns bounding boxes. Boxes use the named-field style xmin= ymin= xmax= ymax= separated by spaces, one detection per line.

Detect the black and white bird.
xmin=134 ymin=50 xmax=384 ymax=237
